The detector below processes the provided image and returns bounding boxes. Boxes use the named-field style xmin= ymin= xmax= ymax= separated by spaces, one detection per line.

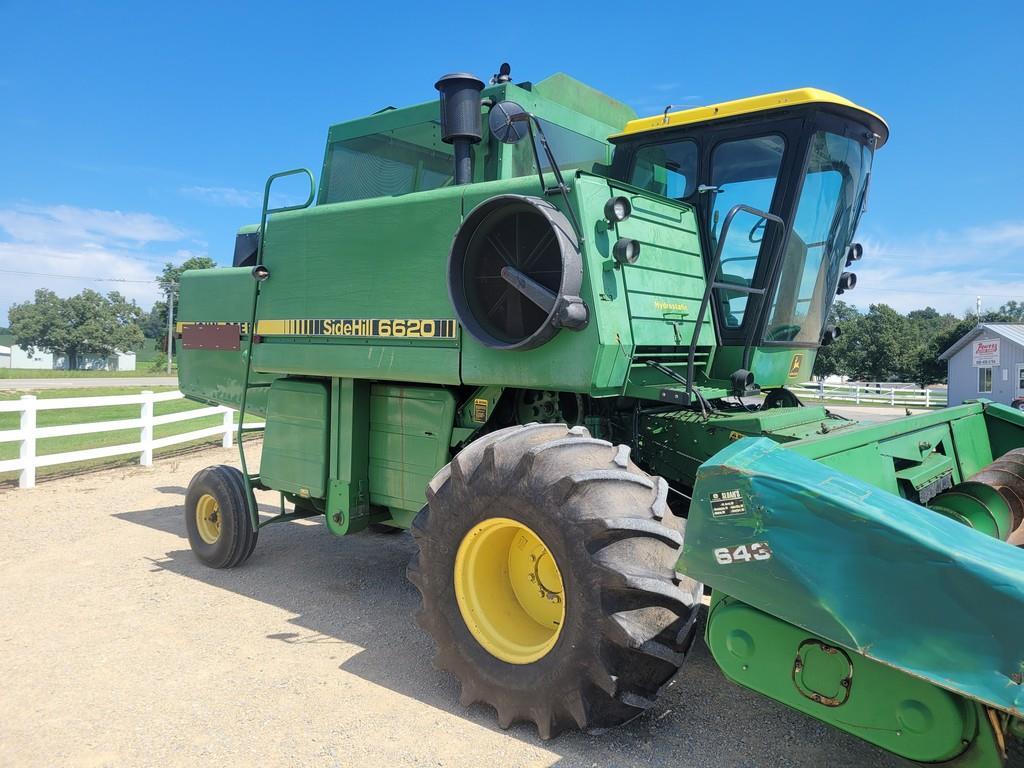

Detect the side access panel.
xmin=260 ymin=378 xmax=330 ymax=499
xmin=368 ymin=384 xmax=456 ymax=519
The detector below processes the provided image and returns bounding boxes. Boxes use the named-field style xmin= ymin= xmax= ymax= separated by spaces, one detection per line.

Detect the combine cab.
xmin=176 ymin=65 xmax=1024 ymax=765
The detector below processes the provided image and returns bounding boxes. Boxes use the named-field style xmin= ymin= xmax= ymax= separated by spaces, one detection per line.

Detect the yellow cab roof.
xmin=611 ymin=88 xmax=888 ymax=148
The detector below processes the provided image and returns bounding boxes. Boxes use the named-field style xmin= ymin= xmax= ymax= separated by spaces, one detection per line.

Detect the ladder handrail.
xmin=685 ymin=203 xmax=785 ymax=404
xmin=237 ymin=168 xmax=316 ymax=528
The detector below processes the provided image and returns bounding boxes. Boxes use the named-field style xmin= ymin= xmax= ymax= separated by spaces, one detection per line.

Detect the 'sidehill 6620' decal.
xmin=255 ymin=318 xmax=458 ymax=339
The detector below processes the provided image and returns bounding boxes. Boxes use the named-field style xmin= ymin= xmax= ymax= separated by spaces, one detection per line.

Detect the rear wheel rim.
xmin=454 ymin=517 xmax=565 ymax=664
xmin=195 ymin=493 xmax=221 ymax=544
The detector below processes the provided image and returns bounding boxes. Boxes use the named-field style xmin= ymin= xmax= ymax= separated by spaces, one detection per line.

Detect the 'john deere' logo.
xmin=788 ymin=354 xmax=803 ymax=378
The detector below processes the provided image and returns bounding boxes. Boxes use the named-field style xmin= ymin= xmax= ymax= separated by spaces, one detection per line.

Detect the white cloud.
xmin=849 ymin=221 xmax=1024 ymax=315
xmin=0 ymin=204 xmax=202 ymax=323
xmin=180 ymin=185 xmax=260 ymax=208
xmin=0 ymin=204 xmax=185 ymax=247
xmin=0 ymin=242 xmax=163 ymax=320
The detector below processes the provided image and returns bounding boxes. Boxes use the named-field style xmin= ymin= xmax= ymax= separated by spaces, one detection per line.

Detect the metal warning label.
xmin=710 ymin=489 xmax=746 ymax=517
xmin=473 ymin=398 xmax=489 ymax=423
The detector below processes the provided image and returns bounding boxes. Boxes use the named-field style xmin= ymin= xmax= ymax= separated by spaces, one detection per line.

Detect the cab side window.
xmin=630 ymin=140 xmax=698 ymax=200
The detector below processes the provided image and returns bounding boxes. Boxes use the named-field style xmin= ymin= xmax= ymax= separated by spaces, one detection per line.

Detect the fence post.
xmin=19 ymin=395 xmax=37 ymax=489
xmin=140 ymin=390 xmax=154 ymax=467
xmin=890 ymin=387 xmax=896 ymax=406
xmin=222 ymin=407 xmax=234 ymax=448
xmin=818 ymin=379 xmax=825 ymax=400
xmin=855 ymin=384 xmax=861 ymax=404
xmin=925 ymin=389 xmax=931 ymax=408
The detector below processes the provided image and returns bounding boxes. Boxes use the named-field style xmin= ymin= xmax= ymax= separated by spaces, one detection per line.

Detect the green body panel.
xmin=530 ymin=73 xmax=637 ymax=129
xmin=710 ymin=344 xmax=817 ymax=391
xmin=260 ymin=379 xmax=330 ymax=498
xmin=175 ymin=268 xmax=275 ymax=415
xmin=253 ymin=186 xmax=464 ymax=385
xmin=368 ymin=384 xmax=456 ymax=517
xmin=457 ymin=173 xmax=713 ymax=394
xmin=707 ymin=593 xmax=979 ymax=763
xmin=610 ymin=184 xmax=711 ymax=351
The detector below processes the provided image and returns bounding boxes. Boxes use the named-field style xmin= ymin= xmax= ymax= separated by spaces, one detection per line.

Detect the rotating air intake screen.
xmin=448 ymin=195 xmax=588 ymax=351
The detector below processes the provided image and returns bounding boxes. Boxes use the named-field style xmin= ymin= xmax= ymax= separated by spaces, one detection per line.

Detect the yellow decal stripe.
xmin=254 ymin=318 xmax=459 ymax=339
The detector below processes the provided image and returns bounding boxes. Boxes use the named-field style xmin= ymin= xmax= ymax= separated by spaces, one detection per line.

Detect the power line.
xmin=0 ymin=268 xmax=155 ymax=284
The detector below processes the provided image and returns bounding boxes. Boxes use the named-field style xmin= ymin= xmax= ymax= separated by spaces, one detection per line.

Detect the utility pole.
xmin=976 ymin=296 xmax=982 ymax=316
xmin=165 ymin=289 xmax=175 ymax=375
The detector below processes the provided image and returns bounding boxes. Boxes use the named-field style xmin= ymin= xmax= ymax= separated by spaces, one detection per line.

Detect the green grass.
xmin=0 ymin=386 xmax=240 ymax=484
xmin=0 ymin=367 xmax=177 ymax=379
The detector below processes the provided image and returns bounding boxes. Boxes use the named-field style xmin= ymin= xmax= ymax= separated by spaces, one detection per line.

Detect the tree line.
xmin=813 ymin=300 xmax=1024 ymax=384
xmin=6 ymin=256 xmax=216 ymax=369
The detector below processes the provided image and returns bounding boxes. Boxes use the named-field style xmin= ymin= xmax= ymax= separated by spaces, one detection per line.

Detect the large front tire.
xmin=407 ymin=423 xmax=702 ymax=738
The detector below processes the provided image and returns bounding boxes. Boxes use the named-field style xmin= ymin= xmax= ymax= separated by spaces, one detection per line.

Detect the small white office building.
xmin=939 ymin=324 xmax=1024 ymax=407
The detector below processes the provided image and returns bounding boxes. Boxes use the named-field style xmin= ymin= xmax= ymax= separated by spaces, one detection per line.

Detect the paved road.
xmin=0 ymin=376 xmax=178 ymax=390
xmin=2 ymin=445 xmax=1016 ymax=768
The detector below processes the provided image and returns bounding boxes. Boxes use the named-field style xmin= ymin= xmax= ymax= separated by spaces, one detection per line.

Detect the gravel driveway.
xmin=0 ymin=444 xmax=1015 ymax=768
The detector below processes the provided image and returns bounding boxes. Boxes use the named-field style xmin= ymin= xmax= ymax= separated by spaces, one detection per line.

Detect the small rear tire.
xmin=185 ymin=465 xmax=258 ymax=569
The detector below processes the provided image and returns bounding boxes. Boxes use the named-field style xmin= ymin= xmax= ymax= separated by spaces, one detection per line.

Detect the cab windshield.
xmin=764 ymin=131 xmax=872 ymax=343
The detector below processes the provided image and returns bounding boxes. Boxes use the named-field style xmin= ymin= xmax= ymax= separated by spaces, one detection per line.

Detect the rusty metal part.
xmin=182 ymin=322 xmax=242 ymax=351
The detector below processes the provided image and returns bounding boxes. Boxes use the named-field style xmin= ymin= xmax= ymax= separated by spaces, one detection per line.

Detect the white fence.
xmin=0 ymin=390 xmax=260 ymax=489
xmin=791 ymin=380 xmax=948 ymax=408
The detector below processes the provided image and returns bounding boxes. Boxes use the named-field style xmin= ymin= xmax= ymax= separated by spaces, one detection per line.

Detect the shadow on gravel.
xmin=113 ymin=502 xmax=999 ymax=768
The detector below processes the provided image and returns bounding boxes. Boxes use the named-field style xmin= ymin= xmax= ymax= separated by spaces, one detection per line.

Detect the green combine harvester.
xmin=175 ymin=64 xmax=1024 ymax=765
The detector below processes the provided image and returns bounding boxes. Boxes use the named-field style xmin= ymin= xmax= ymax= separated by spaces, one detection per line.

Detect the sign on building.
xmin=972 ymin=338 xmax=1000 ymax=367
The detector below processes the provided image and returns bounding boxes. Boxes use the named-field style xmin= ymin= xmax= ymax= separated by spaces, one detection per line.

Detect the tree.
xmin=905 ymin=308 xmax=960 ymax=386
xmin=852 ymin=304 xmax=910 ymax=382
xmin=995 ymin=300 xmax=1024 ymax=322
xmin=9 ymin=288 xmax=144 ymax=369
xmin=157 ymin=255 xmax=217 ymax=296
xmin=141 ymin=301 xmax=168 ymax=339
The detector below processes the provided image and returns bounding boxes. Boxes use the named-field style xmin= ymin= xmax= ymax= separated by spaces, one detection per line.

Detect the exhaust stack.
xmin=435 ymin=73 xmax=484 ymax=185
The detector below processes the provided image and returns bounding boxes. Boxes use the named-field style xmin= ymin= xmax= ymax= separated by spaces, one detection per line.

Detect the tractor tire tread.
xmin=407 ymin=423 xmax=702 ymax=739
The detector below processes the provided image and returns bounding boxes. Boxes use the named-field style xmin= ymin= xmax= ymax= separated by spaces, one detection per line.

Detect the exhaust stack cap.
xmin=435 ymin=73 xmax=485 ymax=144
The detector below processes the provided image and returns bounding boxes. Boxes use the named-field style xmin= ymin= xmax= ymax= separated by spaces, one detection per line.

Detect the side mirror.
xmin=488 ymin=101 xmax=530 ymax=144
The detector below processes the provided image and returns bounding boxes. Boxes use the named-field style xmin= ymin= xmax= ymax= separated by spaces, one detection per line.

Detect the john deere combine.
xmin=175 ymin=65 xmax=1024 ymax=765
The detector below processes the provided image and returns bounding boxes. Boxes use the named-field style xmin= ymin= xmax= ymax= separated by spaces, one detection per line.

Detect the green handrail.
xmin=237 ymin=167 xmax=316 ymax=529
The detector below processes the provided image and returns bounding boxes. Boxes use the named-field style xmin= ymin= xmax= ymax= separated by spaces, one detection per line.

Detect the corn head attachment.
xmin=682 ymin=401 xmax=1024 ymax=765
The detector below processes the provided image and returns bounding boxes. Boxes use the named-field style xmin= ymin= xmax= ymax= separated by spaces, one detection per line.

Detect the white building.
xmin=939 ymin=323 xmax=1024 ymax=407
xmin=0 ymin=345 xmax=10 ymax=369
xmin=7 ymin=344 xmax=136 ymax=371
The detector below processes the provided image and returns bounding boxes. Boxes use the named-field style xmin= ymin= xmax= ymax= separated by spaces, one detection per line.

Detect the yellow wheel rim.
xmin=195 ymin=493 xmax=222 ymax=545
xmin=454 ymin=517 xmax=566 ymax=664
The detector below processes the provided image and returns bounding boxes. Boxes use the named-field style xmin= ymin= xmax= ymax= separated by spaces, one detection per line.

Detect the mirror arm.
xmin=511 ymin=113 xmax=584 ymax=244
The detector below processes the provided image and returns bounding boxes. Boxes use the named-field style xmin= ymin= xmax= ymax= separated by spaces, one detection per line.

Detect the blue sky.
xmin=1 ymin=0 xmax=1022 ymax=322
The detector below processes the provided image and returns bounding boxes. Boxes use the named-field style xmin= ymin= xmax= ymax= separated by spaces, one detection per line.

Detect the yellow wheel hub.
xmin=454 ymin=517 xmax=566 ymax=664
xmin=195 ymin=493 xmax=222 ymax=545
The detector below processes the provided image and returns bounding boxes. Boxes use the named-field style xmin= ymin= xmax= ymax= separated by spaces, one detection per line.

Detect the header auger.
xmin=175 ymin=64 xmax=1024 ymax=765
